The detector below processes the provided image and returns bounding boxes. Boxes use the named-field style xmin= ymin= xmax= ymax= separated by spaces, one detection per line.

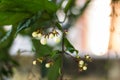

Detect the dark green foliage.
xmin=32 ymin=39 xmax=53 ymax=57
xmin=0 ymin=12 xmax=30 ymax=26
xmin=64 ymin=0 xmax=74 ymax=13
xmin=15 ymin=11 xmax=42 ymax=35
xmin=48 ymin=54 xmax=62 ymax=80
xmin=0 ymin=0 xmax=58 ymax=26
xmin=0 ymin=28 xmax=12 ymax=43
xmin=64 ymin=37 xmax=78 ymax=53
xmin=0 ymin=0 xmax=44 ymax=13
xmin=55 ymin=22 xmax=63 ymax=31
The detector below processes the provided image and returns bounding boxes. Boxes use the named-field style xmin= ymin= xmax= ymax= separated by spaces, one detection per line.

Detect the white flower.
xmin=49 ymin=33 xmax=54 ymax=39
xmin=54 ymin=36 xmax=61 ymax=43
xmin=40 ymin=37 xmax=47 ymax=45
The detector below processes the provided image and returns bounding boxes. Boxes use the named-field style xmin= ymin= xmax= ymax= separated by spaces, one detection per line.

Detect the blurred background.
xmin=1 ymin=0 xmax=120 ymax=80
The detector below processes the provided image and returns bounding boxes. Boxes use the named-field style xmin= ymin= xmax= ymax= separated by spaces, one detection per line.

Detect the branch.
xmin=65 ymin=52 xmax=78 ymax=62
xmin=59 ymin=30 xmax=65 ymax=80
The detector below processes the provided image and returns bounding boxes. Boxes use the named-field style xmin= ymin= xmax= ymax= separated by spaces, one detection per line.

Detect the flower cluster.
xmin=32 ymin=57 xmax=53 ymax=68
xmin=78 ymin=60 xmax=87 ymax=71
xmin=32 ymin=29 xmax=61 ymax=45
xmin=77 ymin=55 xmax=92 ymax=71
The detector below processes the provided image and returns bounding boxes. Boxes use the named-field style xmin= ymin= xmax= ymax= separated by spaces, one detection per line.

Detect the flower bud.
xmin=85 ymin=55 xmax=90 ymax=59
xmin=37 ymin=33 xmax=42 ymax=38
xmin=33 ymin=60 xmax=37 ymax=65
xmin=40 ymin=37 xmax=47 ymax=45
xmin=45 ymin=63 xmax=51 ymax=68
xmin=83 ymin=66 xmax=87 ymax=70
xmin=37 ymin=58 xmax=43 ymax=63
xmin=32 ymin=32 xmax=38 ymax=37
xmin=79 ymin=60 xmax=84 ymax=65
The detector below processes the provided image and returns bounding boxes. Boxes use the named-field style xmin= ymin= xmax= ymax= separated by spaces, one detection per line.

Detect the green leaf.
xmin=64 ymin=37 xmax=78 ymax=53
xmin=0 ymin=0 xmax=44 ymax=26
xmin=45 ymin=0 xmax=58 ymax=13
xmin=64 ymin=0 xmax=74 ymax=13
xmin=48 ymin=54 xmax=62 ymax=80
xmin=0 ymin=0 xmax=44 ymax=13
xmin=32 ymin=39 xmax=53 ymax=57
xmin=0 ymin=0 xmax=58 ymax=26
xmin=0 ymin=28 xmax=12 ymax=44
xmin=0 ymin=12 xmax=30 ymax=26
xmin=64 ymin=37 xmax=74 ymax=49
xmin=15 ymin=11 xmax=42 ymax=35
xmin=50 ymin=50 xmax=58 ymax=58
xmin=55 ymin=22 xmax=63 ymax=31
xmin=40 ymin=62 xmax=48 ymax=78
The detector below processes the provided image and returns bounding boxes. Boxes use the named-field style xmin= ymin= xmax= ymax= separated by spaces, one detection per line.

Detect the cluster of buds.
xmin=32 ymin=57 xmax=44 ymax=65
xmin=32 ymin=29 xmax=61 ymax=45
xmin=32 ymin=57 xmax=53 ymax=68
xmin=78 ymin=60 xmax=87 ymax=71
xmin=85 ymin=55 xmax=92 ymax=62
xmin=77 ymin=55 xmax=92 ymax=71
xmin=45 ymin=61 xmax=53 ymax=68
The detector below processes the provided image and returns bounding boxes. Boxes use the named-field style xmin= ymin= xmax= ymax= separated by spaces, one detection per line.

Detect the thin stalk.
xmin=65 ymin=52 xmax=78 ymax=62
xmin=0 ymin=75 xmax=2 ymax=80
xmin=59 ymin=31 xmax=65 ymax=80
